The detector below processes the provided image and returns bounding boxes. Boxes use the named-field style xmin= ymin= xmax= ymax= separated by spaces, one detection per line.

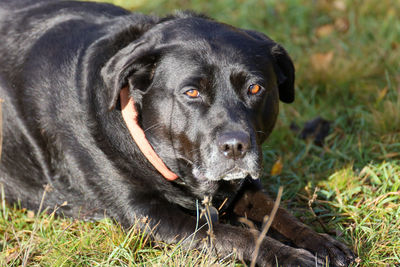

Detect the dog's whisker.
xmin=178 ymin=157 xmax=194 ymax=165
xmin=143 ymin=123 xmax=162 ymax=133
xmin=256 ymin=130 xmax=267 ymax=136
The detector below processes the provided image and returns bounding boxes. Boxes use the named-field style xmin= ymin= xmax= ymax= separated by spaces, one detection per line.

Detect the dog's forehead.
xmin=157 ymin=17 xmax=272 ymax=58
xmin=156 ymin=47 xmax=273 ymax=89
xmin=157 ymin=50 xmax=258 ymax=86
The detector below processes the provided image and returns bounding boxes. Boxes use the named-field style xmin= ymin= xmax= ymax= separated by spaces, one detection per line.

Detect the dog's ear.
xmin=271 ymin=44 xmax=295 ymax=103
xmin=101 ymin=37 xmax=161 ymax=110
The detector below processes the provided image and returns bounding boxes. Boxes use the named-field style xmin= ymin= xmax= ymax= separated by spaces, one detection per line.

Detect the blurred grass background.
xmin=1 ymin=0 xmax=399 ymax=266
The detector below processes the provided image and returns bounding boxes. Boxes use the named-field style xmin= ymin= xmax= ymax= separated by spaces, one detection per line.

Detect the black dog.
xmin=0 ymin=1 xmax=355 ymax=265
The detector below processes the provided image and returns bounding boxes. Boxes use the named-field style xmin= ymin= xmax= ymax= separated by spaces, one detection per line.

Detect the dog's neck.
xmin=120 ymin=87 xmax=179 ymax=181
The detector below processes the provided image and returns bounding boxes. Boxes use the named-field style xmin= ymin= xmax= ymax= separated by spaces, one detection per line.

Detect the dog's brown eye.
xmin=248 ymin=84 xmax=261 ymax=95
xmin=185 ymin=89 xmax=200 ymax=98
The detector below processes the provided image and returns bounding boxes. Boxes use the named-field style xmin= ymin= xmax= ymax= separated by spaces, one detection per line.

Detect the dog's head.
xmin=102 ymin=12 xmax=294 ymax=194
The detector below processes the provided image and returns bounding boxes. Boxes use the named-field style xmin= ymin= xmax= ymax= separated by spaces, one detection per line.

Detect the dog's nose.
xmin=217 ymin=131 xmax=250 ymax=160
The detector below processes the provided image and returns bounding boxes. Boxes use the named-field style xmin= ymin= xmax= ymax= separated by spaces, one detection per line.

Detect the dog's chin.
xmin=192 ymin=166 xmax=260 ymax=181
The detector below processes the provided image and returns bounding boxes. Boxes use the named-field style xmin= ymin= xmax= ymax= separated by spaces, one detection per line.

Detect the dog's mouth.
xmin=176 ymin=144 xmax=262 ymax=182
xmin=192 ymin=165 xmax=260 ymax=181
xmin=218 ymin=166 xmax=259 ymax=181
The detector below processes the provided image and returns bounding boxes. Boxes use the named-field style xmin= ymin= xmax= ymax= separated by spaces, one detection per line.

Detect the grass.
xmin=1 ymin=183 xmax=229 ymax=266
xmin=1 ymin=0 xmax=400 ymax=265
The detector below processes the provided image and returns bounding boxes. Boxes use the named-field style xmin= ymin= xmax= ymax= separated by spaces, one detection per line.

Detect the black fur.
xmin=0 ymin=1 xmax=355 ymax=266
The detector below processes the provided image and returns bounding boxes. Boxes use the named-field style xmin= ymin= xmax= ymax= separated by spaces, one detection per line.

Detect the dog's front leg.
xmin=232 ymin=186 xmax=356 ymax=266
xmin=120 ymin=199 xmax=318 ymax=266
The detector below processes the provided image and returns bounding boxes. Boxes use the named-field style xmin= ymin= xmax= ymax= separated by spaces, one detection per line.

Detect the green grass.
xmin=1 ymin=0 xmax=400 ymax=265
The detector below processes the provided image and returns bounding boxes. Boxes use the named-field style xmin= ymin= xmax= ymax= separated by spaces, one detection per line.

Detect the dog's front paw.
xmin=278 ymin=247 xmax=322 ymax=267
xmin=295 ymin=231 xmax=356 ymax=266
xmin=258 ymin=245 xmax=321 ymax=267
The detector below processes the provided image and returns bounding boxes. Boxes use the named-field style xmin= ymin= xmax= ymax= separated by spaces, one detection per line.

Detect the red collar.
xmin=120 ymin=87 xmax=179 ymax=181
